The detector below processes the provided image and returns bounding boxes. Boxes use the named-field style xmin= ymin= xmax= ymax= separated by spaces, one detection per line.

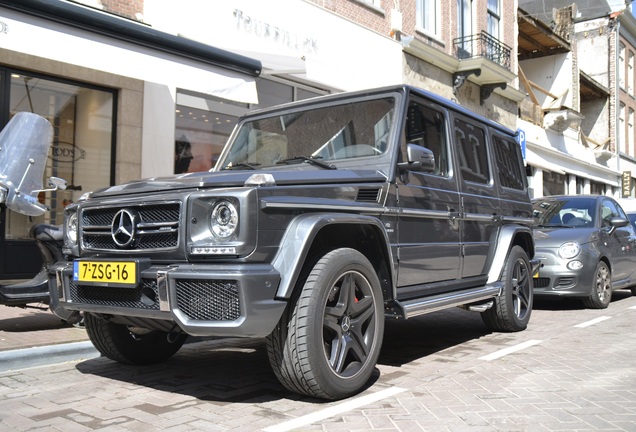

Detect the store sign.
xmin=0 ymin=20 xmax=8 ymax=34
xmin=233 ymin=9 xmax=318 ymax=54
xmin=49 ymin=142 xmax=86 ymax=163
xmin=622 ymin=171 xmax=632 ymax=198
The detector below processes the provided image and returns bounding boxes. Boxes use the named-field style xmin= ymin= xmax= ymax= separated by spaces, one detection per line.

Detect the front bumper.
xmin=49 ymin=261 xmax=286 ymax=337
xmin=533 ymin=248 xmax=595 ymax=298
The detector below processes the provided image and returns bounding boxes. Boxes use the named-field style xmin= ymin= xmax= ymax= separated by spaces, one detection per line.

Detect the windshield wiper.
xmin=276 ymin=156 xmax=336 ymax=170
xmin=222 ymin=162 xmax=260 ymax=170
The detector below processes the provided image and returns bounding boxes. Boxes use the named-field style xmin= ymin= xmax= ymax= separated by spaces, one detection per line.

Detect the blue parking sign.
xmin=517 ymin=128 xmax=526 ymax=160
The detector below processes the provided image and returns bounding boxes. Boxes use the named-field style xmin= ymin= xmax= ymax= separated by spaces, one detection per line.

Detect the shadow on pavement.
xmin=533 ymin=289 xmax=634 ymax=311
xmin=74 ymin=307 xmax=489 ymax=403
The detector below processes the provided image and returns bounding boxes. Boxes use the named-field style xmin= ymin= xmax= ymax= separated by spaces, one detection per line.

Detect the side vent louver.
xmin=356 ymin=188 xmax=381 ymax=203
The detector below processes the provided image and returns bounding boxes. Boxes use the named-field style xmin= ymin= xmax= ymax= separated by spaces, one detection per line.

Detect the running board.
xmin=387 ymin=283 xmax=503 ymax=320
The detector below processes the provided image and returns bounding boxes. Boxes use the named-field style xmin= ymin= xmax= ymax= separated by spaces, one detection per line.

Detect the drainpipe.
xmin=614 ymin=16 xmax=621 ymax=198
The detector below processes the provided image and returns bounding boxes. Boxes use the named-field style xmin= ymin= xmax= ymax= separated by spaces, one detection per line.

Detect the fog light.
xmin=191 ymin=246 xmax=237 ymax=255
xmin=567 ymin=260 xmax=583 ymax=270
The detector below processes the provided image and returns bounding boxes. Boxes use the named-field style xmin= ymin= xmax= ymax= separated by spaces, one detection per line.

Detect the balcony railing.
xmin=453 ymin=31 xmax=511 ymax=69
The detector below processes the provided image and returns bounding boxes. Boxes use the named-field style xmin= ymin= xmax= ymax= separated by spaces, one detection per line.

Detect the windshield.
xmin=218 ymin=97 xmax=395 ymax=170
xmin=532 ymin=197 xmax=596 ymax=228
xmin=0 ymin=112 xmax=53 ymax=216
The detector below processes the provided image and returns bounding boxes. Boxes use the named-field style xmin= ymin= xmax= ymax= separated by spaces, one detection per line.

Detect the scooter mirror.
xmin=48 ymin=176 xmax=67 ymax=191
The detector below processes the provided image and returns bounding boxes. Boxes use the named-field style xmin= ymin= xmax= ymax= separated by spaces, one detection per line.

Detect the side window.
xmin=454 ymin=118 xmax=490 ymax=184
xmin=405 ymin=101 xmax=449 ymax=176
xmin=493 ymin=135 xmax=525 ymax=190
xmin=601 ymin=200 xmax=620 ymax=227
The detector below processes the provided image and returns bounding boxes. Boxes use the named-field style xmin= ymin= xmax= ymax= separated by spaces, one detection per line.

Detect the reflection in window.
xmin=6 ymin=72 xmax=114 ymax=237
xmin=406 ymin=101 xmax=448 ymax=176
xmin=454 ymin=118 xmax=489 ymax=184
xmin=493 ymin=136 xmax=525 ymax=190
xmin=221 ymin=97 xmax=395 ymax=169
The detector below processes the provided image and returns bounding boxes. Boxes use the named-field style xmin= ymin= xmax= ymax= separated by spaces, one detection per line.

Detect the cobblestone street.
xmin=1 ymin=292 xmax=635 ymax=431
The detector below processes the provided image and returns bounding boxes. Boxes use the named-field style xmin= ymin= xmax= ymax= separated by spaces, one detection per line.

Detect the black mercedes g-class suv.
xmin=50 ymin=85 xmax=537 ymax=400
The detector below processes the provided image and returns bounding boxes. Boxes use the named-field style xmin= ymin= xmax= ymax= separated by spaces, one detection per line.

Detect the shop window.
xmin=543 ymin=170 xmax=566 ymax=196
xmin=590 ymin=181 xmax=605 ymax=195
xmin=4 ymin=71 xmax=115 ymax=238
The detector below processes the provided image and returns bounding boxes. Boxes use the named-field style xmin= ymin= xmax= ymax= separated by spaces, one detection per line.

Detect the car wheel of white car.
xmin=583 ymin=261 xmax=612 ymax=309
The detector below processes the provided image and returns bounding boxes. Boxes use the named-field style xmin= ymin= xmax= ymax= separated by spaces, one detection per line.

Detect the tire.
xmin=266 ymin=248 xmax=384 ymax=400
xmin=630 ymin=286 xmax=636 ymax=296
xmin=84 ymin=313 xmax=187 ymax=365
xmin=583 ymin=261 xmax=612 ymax=309
xmin=482 ymin=246 xmax=533 ymax=332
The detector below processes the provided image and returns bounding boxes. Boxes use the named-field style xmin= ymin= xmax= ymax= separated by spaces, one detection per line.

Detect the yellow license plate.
xmin=73 ymin=260 xmax=137 ymax=286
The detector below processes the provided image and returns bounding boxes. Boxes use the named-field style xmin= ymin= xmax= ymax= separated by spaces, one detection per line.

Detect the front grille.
xmin=69 ymin=278 xmax=160 ymax=310
xmin=175 ymin=279 xmax=240 ymax=321
xmin=81 ymin=203 xmax=180 ymax=251
xmin=534 ymin=277 xmax=550 ymax=288
xmin=556 ymin=277 xmax=575 ymax=287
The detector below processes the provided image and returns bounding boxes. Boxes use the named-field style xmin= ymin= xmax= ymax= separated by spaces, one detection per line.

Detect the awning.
xmin=0 ymin=3 xmax=260 ymax=104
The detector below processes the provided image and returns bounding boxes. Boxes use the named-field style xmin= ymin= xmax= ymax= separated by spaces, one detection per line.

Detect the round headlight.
xmin=210 ymin=200 xmax=238 ymax=238
xmin=65 ymin=212 xmax=78 ymax=245
xmin=558 ymin=241 xmax=580 ymax=259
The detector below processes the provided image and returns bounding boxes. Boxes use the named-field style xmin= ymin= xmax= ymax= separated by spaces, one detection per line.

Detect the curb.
xmin=0 ymin=341 xmax=100 ymax=373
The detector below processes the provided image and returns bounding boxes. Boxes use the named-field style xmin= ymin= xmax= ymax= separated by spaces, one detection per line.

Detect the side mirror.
xmin=606 ymin=216 xmax=629 ymax=235
xmin=398 ymin=143 xmax=436 ymax=173
xmin=48 ymin=176 xmax=67 ymax=191
xmin=610 ymin=217 xmax=629 ymax=228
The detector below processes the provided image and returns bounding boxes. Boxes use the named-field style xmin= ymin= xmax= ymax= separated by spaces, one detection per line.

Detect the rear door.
xmin=452 ymin=115 xmax=499 ymax=279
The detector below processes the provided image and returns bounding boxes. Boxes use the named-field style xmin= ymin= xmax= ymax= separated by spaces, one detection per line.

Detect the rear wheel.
xmin=482 ymin=246 xmax=533 ymax=332
xmin=266 ymin=248 xmax=384 ymax=400
xmin=84 ymin=313 xmax=187 ymax=364
xmin=583 ymin=261 xmax=612 ymax=309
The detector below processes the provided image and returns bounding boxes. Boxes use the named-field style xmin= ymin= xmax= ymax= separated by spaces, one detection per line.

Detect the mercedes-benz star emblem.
xmin=111 ymin=209 xmax=138 ymax=248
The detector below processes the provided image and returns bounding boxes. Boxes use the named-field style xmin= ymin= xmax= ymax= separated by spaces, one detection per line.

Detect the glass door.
xmin=0 ymin=68 xmax=116 ymax=279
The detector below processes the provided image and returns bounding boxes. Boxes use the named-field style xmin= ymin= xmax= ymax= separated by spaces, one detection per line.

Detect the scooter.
xmin=0 ymin=112 xmax=68 ymax=311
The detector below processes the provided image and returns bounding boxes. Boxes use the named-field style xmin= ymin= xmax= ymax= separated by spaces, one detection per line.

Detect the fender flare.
xmin=271 ymin=213 xmax=395 ymax=299
xmin=487 ymin=224 xmax=534 ymax=284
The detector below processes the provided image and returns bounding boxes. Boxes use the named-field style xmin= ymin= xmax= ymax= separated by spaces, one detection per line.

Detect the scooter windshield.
xmin=0 ymin=112 xmax=53 ymax=216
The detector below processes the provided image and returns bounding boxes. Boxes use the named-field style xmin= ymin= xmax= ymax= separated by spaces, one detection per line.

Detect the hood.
xmin=89 ymin=168 xmax=388 ymax=198
xmin=533 ymin=226 xmax=598 ymax=248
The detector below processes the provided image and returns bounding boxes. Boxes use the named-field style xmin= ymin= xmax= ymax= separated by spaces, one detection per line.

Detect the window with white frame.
xmin=629 ymin=51 xmax=634 ymax=96
xmin=630 ymin=108 xmax=635 ymax=157
xmin=457 ymin=0 xmax=473 ymax=56
xmin=416 ymin=0 xmax=439 ymax=35
xmin=620 ymin=42 xmax=626 ymax=90
xmin=487 ymin=0 xmax=500 ymax=39
xmin=620 ymin=103 xmax=626 ymax=153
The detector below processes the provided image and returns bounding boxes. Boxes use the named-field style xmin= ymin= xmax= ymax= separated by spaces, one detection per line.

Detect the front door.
xmin=396 ymin=98 xmax=461 ymax=290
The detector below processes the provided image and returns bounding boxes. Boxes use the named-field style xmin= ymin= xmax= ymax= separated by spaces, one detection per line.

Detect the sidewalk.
xmin=0 ymin=305 xmax=88 ymax=352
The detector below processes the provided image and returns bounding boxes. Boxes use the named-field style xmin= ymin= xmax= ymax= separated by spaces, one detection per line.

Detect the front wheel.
xmin=84 ymin=313 xmax=187 ymax=365
xmin=583 ymin=261 xmax=612 ymax=309
xmin=481 ymin=245 xmax=533 ymax=332
xmin=266 ymin=248 xmax=384 ymax=400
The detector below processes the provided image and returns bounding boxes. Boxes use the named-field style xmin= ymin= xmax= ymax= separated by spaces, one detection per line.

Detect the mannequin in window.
xmin=175 ymin=136 xmax=193 ymax=174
